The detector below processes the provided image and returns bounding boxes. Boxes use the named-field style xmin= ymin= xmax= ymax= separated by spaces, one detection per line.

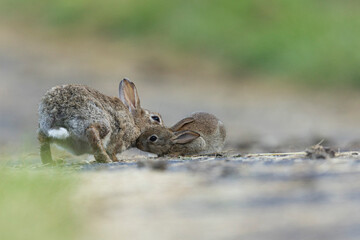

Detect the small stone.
xmin=137 ymin=159 xmax=167 ymax=171
xmin=305 ymin=143 xmax=336 ymax=159
xmin=149 ymin=160 xmax=167 ymax=171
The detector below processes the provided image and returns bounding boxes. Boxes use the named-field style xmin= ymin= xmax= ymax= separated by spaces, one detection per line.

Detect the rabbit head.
xmin=136 ymin=126 xmax=201 ymax=156
xmin=119 ymin=78 xmax=163 ymax=130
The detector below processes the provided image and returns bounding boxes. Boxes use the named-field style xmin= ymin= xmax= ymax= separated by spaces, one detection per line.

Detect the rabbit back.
xmin=38 ymin=85 xmax=138 ymax=155
xmin=174 ymin=112 xmax=219 ymax=135
xmin=205 ymin=119 xmax=226 ymax=153
xmin=172 ymin=112 xmax=226 ymax=153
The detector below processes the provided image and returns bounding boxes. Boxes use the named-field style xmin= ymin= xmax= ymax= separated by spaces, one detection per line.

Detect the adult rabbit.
xmin=38 ymin=78 xmax=163 ymax=163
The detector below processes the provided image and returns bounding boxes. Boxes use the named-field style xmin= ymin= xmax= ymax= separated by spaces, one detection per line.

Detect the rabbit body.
xmin=38 ymin=79 xmax=163 ymax=163
xmin=136 ymin=112 xmax=226 ymax=156
xmin=172 ymin=112 xmax=226 ymax=153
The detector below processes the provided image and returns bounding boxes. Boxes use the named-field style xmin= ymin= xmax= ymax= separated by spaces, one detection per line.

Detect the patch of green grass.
xmin=0 ymin=168 xmax=81 ymax=240
xmin=0 ymin=0 xmax=360 ymax=86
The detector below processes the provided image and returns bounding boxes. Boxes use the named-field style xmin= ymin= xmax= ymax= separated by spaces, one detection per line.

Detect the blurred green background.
xmin=1 ymin=0 xmax=359 ymax=86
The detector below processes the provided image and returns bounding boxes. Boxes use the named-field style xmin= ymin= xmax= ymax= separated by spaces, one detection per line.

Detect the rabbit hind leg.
xmin=86 ymin=125 xmax=112 ymax=163
xmin=38 ymin=131 xmax=54 ymax=164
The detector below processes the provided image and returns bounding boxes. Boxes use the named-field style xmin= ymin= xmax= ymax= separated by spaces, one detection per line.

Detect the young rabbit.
xmin=136 ymin=112 xmax=226 ymax=156
xmin=38 ymin=78 xmax=163 ymax=164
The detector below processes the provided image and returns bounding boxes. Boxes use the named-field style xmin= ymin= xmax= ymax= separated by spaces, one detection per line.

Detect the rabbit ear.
xmin=170 ymin=117 xmax=195 ymax=132
xmin=172 ymin=130 xmax=200 ymax=144
xmin=119 ymin=78 xmax=141 ymax=114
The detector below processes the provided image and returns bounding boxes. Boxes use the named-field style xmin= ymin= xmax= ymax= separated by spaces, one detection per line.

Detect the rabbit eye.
xmin=149 ymin=135 xmax=158 ymax=142
xmin=151 ymin=115 xmax=161 ymax=123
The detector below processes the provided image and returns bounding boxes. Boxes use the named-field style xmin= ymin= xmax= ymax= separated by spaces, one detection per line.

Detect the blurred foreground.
xmin=4 ymin=151 xmax=360 ymax=240
xmin=0 ymin=169 xmax=79 ymax=240
xmin=77 ymin=152 xmax=360 ymax=240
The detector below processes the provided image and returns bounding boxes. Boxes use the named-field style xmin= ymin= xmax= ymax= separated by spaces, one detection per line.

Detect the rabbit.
xmin=136 ymin=112 xmax=226 ymax=156
xmin=37 ymin=78 xmax=163 ymax=164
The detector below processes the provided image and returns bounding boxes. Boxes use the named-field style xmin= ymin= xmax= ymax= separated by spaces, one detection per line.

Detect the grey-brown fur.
xmin=136 ymin=112 xmax=226 ymax=156
xmin=38 ymin=78 xmax=163 ymax=164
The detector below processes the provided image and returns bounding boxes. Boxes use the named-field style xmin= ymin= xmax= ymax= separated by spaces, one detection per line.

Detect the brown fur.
xmin=136 ymin=112 xmax=226 ymax=156
xmin=38 ymin=79 xmax=163 ymax=164
xmin=86 ymin=125 xmax=111 ymax=163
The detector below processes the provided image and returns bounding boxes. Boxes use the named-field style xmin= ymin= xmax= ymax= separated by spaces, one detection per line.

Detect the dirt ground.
xmin=76 ymin=152 xmax=360 ymax=240
xmin=1 ymin=24 xmax=360 ymax=240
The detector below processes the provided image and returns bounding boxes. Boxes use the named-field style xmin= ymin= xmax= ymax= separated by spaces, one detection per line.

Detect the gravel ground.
xmin=75 ymin=152 xmax=360 ymax=240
